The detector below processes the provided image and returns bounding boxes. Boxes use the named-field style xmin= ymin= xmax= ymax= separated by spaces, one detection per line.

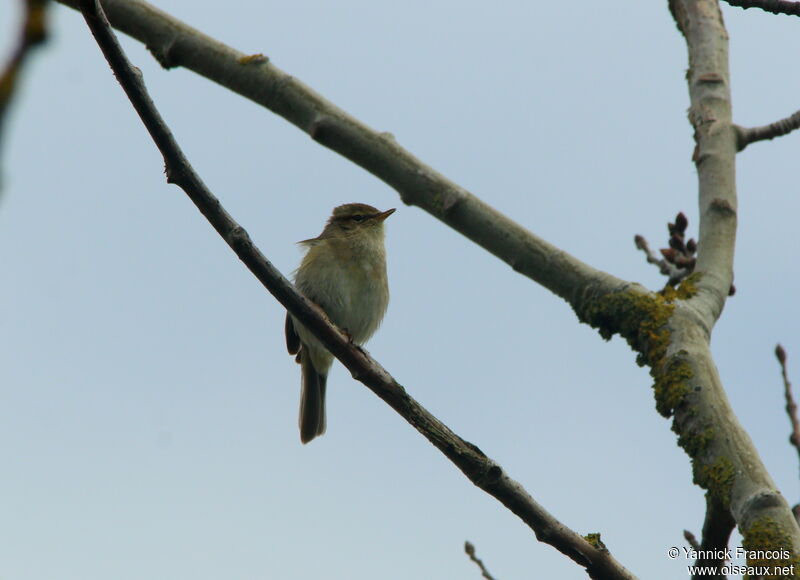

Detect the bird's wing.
xmin=285 ymin=313 xmax=300 ymax=356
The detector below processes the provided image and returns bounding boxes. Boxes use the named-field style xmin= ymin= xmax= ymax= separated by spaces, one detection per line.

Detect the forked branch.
xmin=76 ymin=1 xmax=636 ymax=578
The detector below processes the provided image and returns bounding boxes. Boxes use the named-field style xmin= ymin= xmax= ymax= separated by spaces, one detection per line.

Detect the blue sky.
xmin=2 ymin=2 xmax=800 ymax=579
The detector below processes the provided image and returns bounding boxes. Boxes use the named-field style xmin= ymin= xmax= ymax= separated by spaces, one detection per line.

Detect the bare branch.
xmin=684 ymin=529 xmax=701 ymax=551
xmin=667 ymin=0 xmax=800 ymax=559
xmin=669 ymin=0 xmax=738 ymax=328
xmin=689 ymin=496 xmax=734 ymax=580
xmin=66 ymin=0 xmax=800 ymax=564
xmin=735 ymin=109 xmax=800 ymax=151
xmin=76 ymin=1 xmax=637 ymax=578
xmin=776 ymin=344 xmax=800 ymax=472
xmin=0 ymin=0 xmax=50 ymax=165
xmin=464 ymin=542 xmax=498 ymax=580
xmin=722 ymin=0 xmax=800 ymax=16
xmin=55 ymin=0 xmax=624 ymax=317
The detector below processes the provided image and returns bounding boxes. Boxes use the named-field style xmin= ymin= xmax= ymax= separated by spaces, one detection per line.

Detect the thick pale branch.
xmin=55 ymin=0 xmax=624 ymax=314
xmin=666 ymin=0 xmax=800 ymax=561
xmin=670 ymin=0 xmax=737 ymax=329
xmin=722 ymin=0 xmax=800 ymax=15
xmin=735 ymin=109 xmax=800 ymax=151
xmin=76 ymin=1 xmax=637 ymax=578
xmin=668 ymin=304 xmax=800 ymax=561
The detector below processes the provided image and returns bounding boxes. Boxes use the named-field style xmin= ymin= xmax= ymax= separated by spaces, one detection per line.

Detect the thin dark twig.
xmin=464 ymin=542 xmax=498 ymax=580
xmin=722 ymin=0 xmax=800 ymax=16
xmin=736 ymin=110 xmax=800 ymax=151
xmin=0 ymin=0 xmax=50 ymax=164
xmin=690 ymin=496 xmax=734 ymax=580
xmin=683 ymin=530 xmax=701 ymax=551
xmin=776 ymin=345 xmax=800 ymax=473
xmin=76 ymin=1 xmax=637 ymax=578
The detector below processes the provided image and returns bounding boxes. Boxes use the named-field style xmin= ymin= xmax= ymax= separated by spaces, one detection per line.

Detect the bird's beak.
xmin=375 ymin=208 xmax=396 ymax=222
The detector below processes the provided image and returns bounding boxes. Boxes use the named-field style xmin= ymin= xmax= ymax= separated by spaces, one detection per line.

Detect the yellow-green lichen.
xmin=661 ymin=275 xmax=701 ymax=302
xmin=580 ymin=278 xmax=745 ymax=503
xmin=741 ymin=517 xmax=800 ymax=579
xmin=583 ymin=533 xmax=607 ymax=552
xmin=676 ymin=272 xmax=701 ymax=298
xmin=694 ymin=457 xmax=735 ymax=507
xmin=580 ymin=289 xmax=674 ymax=368
xmin=676 ymin=424 xmax=715 ymax=457
xmin=237 ymin=53 xmax=268 ymax=65
xmin=654 ymin=350 xmax=694 ymax=418
xmin=579 ymin=280 xmax=699 ymax=417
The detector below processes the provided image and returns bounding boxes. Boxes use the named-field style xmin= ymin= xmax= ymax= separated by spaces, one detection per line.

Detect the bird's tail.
xmin=299 ymin=351 xmax=327 ymax=444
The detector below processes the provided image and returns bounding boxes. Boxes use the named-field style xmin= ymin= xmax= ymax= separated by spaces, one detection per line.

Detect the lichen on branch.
xmin=578 ymin=274 xmax=700 ymax=412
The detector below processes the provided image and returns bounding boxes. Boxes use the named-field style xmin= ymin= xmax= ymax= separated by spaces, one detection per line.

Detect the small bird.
xmin=285 ymin=203 xmax=394 ymax=444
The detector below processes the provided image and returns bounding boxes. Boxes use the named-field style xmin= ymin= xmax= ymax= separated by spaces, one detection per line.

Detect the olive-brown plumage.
xmin=285 ymin=203 xmax=394 ymax=443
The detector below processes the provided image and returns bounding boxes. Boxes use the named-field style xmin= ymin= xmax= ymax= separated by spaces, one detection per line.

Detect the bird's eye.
xmin=351 ymin=214 xmax=365 ymax=222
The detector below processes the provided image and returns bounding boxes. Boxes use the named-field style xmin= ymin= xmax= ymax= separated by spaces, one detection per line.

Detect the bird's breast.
xmin=296 ymin=243 xmax=389 ymax=344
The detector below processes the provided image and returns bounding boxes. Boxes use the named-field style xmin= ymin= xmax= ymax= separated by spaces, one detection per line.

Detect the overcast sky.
xmin=2 ymin=2 xmax=800 ymax=579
